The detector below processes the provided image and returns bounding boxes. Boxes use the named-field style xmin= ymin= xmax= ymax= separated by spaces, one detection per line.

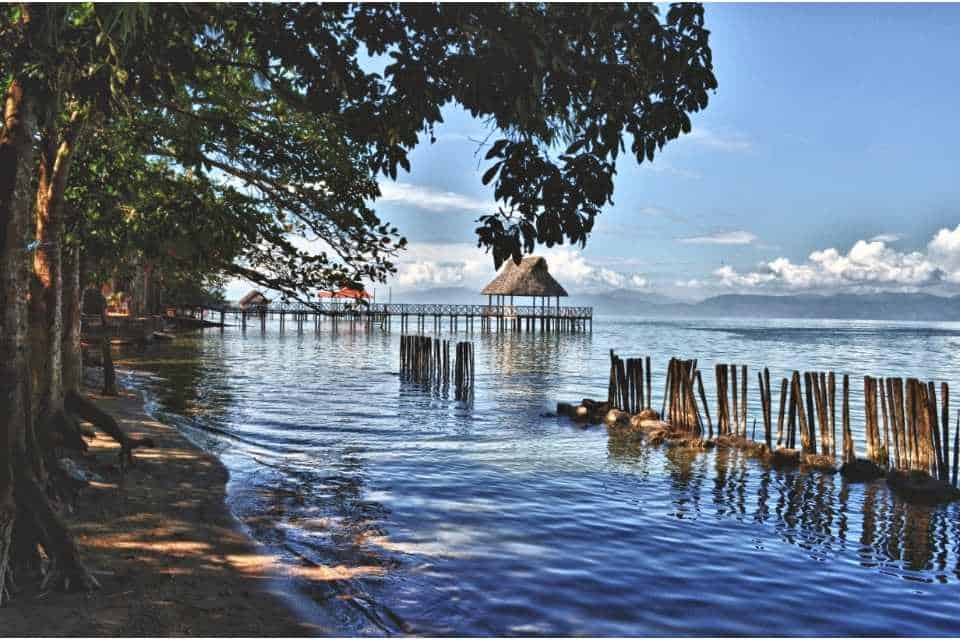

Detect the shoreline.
xmin=4 ymin=377 xmax=327 ymax=636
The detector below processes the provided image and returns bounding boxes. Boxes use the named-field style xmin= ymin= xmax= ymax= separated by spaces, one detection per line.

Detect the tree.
xmin=0 ymin=2 xmax=715 ymax=605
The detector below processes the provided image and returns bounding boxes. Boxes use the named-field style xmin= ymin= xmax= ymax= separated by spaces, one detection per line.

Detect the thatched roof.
xmin=238 ymin=290 xmax=269 ymax=307
xmin=481 ymin=256 xmax=568 ymax=297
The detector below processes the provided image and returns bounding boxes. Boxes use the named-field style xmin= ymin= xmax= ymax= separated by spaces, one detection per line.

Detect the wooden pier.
xmin=176 ymin=301 xmax=593 ymax=334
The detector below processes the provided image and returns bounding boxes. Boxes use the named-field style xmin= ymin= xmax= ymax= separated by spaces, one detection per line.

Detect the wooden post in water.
xmin=842 ymin=374 xmax=854 ymax=463
xmin=880 ymin=378 xmax=890 ymax=468
xmin=645 ymin=356 xmax=652 ymax=411
xmin=953 ymin=411 xmax=959 ymax=487
xmin=730 ymin=365 xmax=739 ymax=437
xmin=607 ymin=349 xmax=617 ymax=408
xmin=942 ymin=383 xmax=950 ymax=482
xmin=696 ymin=370 xmax=712 ymax=438
xmin=777 ymin=378 xmax=788 ymax=448
xmin=740 ymin=365 xmax=747 ymax=437
xmin=715 ymin=364 xmax=727 ymax=435
xmin=803 ymin=372 xmax=817 ymax=455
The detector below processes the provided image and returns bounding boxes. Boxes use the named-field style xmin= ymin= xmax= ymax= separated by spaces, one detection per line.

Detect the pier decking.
xmin=175 ymin=301 xmax=593 ymax=333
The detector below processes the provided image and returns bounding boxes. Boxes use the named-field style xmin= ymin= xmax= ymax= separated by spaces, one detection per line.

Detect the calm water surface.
xmin=119 ymin=316 xmax=960 ymax=636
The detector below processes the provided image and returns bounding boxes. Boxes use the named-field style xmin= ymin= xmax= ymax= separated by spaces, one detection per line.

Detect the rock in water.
xmin=887 ymin=469 xmax=960 ymax=504
xmin=556 ymin=402 xmax=575 ymax=417
xmin=840 ymin=458 xmax=885 ymax=482
xmin=769 ymin=448 xmax=801 ymax=467
xmin=802 ymin=454 xmax=838 ymax=474
xmin=604 ymin=409 xmax=630 ymax=426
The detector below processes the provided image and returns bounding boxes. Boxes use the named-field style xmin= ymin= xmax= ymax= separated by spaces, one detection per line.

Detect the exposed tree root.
xmin=64 ymin=390 xmax=155 ymax=469
xmin=0 ymin=507 xmax=14 ymax=607
xmin=48 ymin=410 xmax=87 ymax=453
xmin=15 ymin=466 xmax=99 ymax=596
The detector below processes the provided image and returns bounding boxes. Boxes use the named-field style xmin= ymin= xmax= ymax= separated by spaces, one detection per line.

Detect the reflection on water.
xmin=121 ymin=316 xmax=960 ymax=636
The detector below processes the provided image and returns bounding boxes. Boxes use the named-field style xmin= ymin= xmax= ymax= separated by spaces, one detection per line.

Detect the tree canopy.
xmin=0 ymin=1 xmax=716 ymax=604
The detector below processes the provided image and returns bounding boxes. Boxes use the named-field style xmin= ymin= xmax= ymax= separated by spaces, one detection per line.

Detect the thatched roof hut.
xmin=238 ymin=290 xmax=269 ymax=309
xmin=482 ymin=256 xmax=568 ymax=298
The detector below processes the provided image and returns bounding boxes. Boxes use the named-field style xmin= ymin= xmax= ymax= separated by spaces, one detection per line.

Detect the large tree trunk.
xmin=61 ymin=244 xmax=82 ymax=396
xmin=30 ymin=110 xmax=82 ymax=453
xmin=0 ymin=77 xmax=38 ymax=606
xmin=1 ymin=67 xmax=96 ymax=605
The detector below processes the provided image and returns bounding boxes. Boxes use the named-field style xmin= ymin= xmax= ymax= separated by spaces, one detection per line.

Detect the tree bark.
xmin=61 ymin=243 xmax=82 ymax=395
xmin=30 ymin=109 xmax=83 ymax=452
xmin=0 ymin=76 xmax=38 ymax=606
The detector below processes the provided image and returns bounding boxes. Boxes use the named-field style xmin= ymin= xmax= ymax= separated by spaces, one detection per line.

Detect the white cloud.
xmin=684 ymin=127 xmax=753 ymax=153
xmin=869 ymin=232 xmax=902 ymax=243
xmin=377 ymin=182 xmax=492 ymax=214
xmin=391 ymin=243 xmax=652 ymax=293
xmin=928 ymin=225 xmax=960 ymax=279
xmin=705 ymin=227 xmax=960 ymax=292
xmin=396 ymin=261 xmax=466 ymax=288
xmin=677 ymin=230 xmax=758 ymax=246
xmin=643 ymin=163 xmax=703 ymax=180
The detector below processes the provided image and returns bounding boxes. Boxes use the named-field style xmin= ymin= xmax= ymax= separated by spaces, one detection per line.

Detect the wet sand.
xmin=3 ymin=382 xmax=325 ymax=636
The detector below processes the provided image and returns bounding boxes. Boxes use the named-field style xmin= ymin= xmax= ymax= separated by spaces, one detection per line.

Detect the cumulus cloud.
xmin=677 ymin=230 xmax=758 ymax=246
xmin=392 ymin=243 xmax=652 ymax=293
xmin=377 ymin=182 xmax=492 ymax=214
xmin=706 ymin=226 xmax=960 ymax=292
xmin=396 ymin=261 xmax=467 ymax=288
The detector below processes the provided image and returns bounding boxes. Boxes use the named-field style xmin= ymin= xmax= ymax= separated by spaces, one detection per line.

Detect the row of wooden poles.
xmin=399 ymin=334 xmax=474 ymax=400
xmin=607 ymin=351 xmax=653 ymax=414
xmin=608 ymin=352 xmax=960 ymax=486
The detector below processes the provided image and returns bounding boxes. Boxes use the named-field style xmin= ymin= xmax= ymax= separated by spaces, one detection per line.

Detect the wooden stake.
xmin=803 ymin=371 xmax=817 ymax=455
xmin=741 ymin=364 xmax=748 ymax=437
xmin=879 ymin=378 xmax=890 ymax=468
xmin=787 ymin=372 xmax=799 ymax=449
xmin=731 ymin=365 xmax=739 ymax=437
xmin=777 ymin=377 xmax=788 ymax=448
xmin=696 ymin=370 xmax=713 ymax=438
xmin=842 ymin=374 xmax=854 ymax=463
xmin=941 ymin=382 xmax=950 ymax=482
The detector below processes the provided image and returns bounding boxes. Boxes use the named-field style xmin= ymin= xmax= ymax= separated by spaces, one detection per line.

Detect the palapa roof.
xmin=238 ymin=290 xmax=269 ymax=307
xmin=481 ymin=256 xmax=568 ymax=297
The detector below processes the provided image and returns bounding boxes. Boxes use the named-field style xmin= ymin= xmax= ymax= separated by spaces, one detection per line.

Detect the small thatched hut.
xmin=481 ymin=256 xmax=568 ymax=311
xmin=238 ymin=289 xmax=269 ymax=310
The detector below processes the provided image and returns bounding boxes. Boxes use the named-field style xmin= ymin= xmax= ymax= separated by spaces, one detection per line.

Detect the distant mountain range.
xmin=392 ymin=287 xmax=960 ymax=321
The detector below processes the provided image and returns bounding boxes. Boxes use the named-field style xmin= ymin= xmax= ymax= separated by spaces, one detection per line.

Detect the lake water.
xmin=119 ymin=316 xmax=960 ymax=636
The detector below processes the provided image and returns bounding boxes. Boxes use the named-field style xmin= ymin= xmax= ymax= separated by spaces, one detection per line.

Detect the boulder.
xmin=802 ymin=454 xmax=838 ymax=473
xmin=604 ymin=408 xmax=630 ymax=426
xmin=769 ymin=447 xmax=801 ymax=467
xmin=839 ymin=458 xmax=885 ymax=482
xmin=582 ymin=398 xmax=609 ymax=412
xmin=556 ymin=402 xmax=576 ymax=418
xmin=636 ymin=408 xmax=659 ymax=421
xmin=886 ymin=469 xmax=960 ymax=504
xmin=574 ymin=405 xmax=591 ymax=420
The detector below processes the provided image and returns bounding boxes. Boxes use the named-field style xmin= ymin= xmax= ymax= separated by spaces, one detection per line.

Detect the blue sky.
xmin=227 ymin=4 xmax=960 ymax=302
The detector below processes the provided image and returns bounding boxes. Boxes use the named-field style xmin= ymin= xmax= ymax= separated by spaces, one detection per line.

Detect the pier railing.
xmin=226 ymin=301 xmax=593 ymax=319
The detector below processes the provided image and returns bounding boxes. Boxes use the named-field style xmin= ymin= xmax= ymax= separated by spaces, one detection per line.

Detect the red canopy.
xmin=317 ymin=287 xmax=370 ymax=300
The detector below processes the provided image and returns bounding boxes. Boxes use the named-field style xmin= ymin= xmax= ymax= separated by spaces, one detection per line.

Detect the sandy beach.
xmin=3 ymin=381 xmax=323 ymax=636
